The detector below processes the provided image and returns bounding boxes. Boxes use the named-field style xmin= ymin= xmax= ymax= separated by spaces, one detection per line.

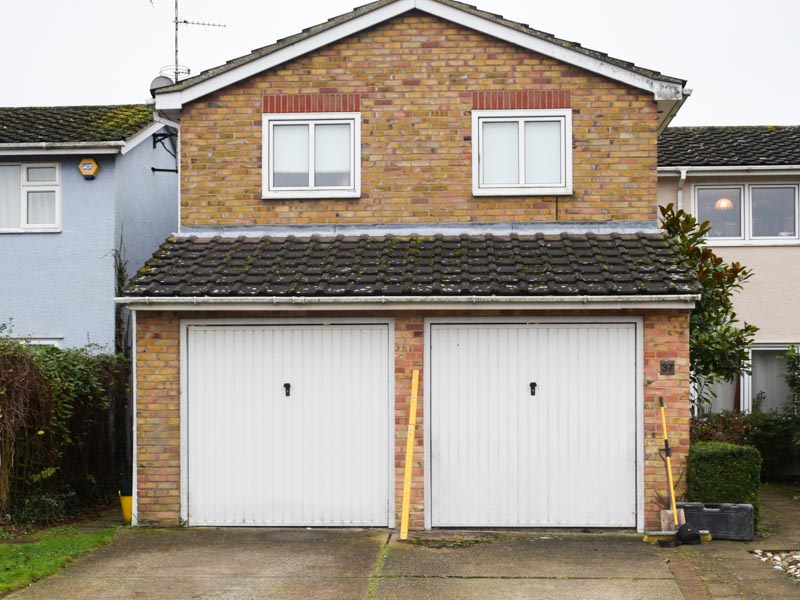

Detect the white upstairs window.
xmin=262 ymin=113 xmax=360 ymax=199
xmin=695 ymin=184 xmax=799 ymax=244
xmin=0 ymin=163 xmax=60 ymax=232
xmin=473 ymin=109 xmax=572 ymax=196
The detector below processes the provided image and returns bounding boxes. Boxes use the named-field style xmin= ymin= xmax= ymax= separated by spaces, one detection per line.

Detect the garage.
xmin=427 ymin=320 xmax=639 ymax=528
xmin=182 ymin=322 xmax=393 ymax=526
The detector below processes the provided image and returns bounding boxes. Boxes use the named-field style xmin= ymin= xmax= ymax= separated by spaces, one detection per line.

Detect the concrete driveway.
xmin=7 ymin=528 xmax=683 ymax=600
xmin=7 ymin=485 xmax=800 ymax=599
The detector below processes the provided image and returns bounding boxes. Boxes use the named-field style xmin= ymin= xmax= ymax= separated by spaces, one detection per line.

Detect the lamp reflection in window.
xmin=714 ymin=197 xmax=734 ymax=211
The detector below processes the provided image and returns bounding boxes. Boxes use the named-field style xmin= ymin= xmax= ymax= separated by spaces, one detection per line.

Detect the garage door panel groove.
xmin=430 ymin=323 xmax=637 ymax=528
xmin=186 ymin=324 xmax=390 ymax=527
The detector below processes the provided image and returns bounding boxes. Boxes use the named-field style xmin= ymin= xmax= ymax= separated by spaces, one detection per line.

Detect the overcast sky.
xmin=2 ymin=1 xmax=797 ymax=126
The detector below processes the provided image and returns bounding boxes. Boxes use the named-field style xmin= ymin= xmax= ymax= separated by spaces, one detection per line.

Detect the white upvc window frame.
xmin=694 ymin=183 xmax=800 ymax=246
xmin=741 ymin=344 xmax=795 ymax=413
xmin=472 ymin=109 xmax=572 ymax=197
xmin=0 ymin=162 xmax=61 ymax=233
xmin=262 ymin=112 xmax=361 ymax=199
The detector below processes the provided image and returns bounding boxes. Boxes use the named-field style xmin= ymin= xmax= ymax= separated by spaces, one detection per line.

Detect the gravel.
xmin=752 ymin=549 xmax=800 ymax=582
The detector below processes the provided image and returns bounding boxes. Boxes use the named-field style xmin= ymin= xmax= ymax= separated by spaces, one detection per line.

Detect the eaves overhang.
xmin=116 ymin=294 xmax=699 ymax=312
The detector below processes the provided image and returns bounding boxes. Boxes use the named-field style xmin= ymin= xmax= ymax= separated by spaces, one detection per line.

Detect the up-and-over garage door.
xmin=429 ymin=322 xmax=638 ymax=527
xmin=184 ymin=323 xmax=392 ymax=526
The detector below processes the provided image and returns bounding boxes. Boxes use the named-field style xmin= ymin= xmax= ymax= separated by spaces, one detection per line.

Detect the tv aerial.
xmin=157 ymin=0 xmax=225 ymax=83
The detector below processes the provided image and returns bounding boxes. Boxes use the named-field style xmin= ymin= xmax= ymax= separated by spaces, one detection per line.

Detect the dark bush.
xmin=0 ymin=336 xmax=129 ymax=525
xmin=691 ymin=411 xmax=795 ymax=481
xmin=687 ymin=441 xmax=761 ymax=527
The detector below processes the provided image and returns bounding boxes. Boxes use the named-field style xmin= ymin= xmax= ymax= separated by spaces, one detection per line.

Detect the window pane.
xmin=752 ymin=187 xmax=796 ymax=237
xmin=27 ymin=190 xmax=56 ymax=225
xmin=482 ymin=121 xmax=518 ymax=185
xmin=697 ymin=187 xmax=742 ymax=237
xmin=703 ymin=378 xmax=738 ymax=414
xmin=751 ymin=350 xmax=791 ymax=412
xmin=273 ymin=124 xmax=309 ymax=187
xmin=315 ymin=123 xmax=351 ymax=187
xmin=524 ymin=120 xmax=562 ymax=184
xmin=26 ymin=166 xmax=56 ymax=183
xmin=0 ymin=165 xmax=20 ymax=228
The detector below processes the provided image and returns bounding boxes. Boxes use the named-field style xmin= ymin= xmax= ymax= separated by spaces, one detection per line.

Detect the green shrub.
xmin=0 ymin=333 xmax=129 ymax=524
xmin=687 ymin=441 xmax=761 ymax=527
xmin=691 ymin=411 xmax=795 ymax=481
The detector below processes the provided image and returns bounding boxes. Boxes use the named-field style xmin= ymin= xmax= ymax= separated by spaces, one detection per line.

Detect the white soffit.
xmin=155 ymin=0 xmax=684 ymax=111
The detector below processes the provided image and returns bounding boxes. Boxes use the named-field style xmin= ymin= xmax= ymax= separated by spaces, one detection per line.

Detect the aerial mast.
xmin=161 ymin=0 xmax=225 ymax=82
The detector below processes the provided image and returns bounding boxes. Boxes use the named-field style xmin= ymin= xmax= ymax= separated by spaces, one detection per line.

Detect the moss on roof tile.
xmin=0 ymin=104 xmax=154 ymax=144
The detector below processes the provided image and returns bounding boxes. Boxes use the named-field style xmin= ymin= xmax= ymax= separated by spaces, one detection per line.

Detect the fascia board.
xmin=116 ymin=295 xmax=699 ymax=311
xmin=0 ymin=143 xmax=123 ymax=156
xmin=121 ymin=122 xmax=165 ymax=155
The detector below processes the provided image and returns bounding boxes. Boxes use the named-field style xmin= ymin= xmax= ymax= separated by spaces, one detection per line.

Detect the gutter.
xmin=658 ymin=165 xmax=800 ymax=176
xmin=0 ymin=141 xmax=125 ymax=156
xmin=116 ymin=294 xmax=699 ymax=312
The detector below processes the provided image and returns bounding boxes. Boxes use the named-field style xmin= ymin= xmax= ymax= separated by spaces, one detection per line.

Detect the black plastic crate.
xmin=677 ymin=502 xmax=754 ymax=541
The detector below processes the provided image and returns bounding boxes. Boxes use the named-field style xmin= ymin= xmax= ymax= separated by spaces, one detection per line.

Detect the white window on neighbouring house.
xmin=262 ymin=113 xmax=360 ymax=199
xmin=695 ymin=185 xmax=798 ymax=244
xmin=0 ymin=163 xmax=60 ymax=232
xmin=472 ymin=109 xmax=572 ymax=196
xmin=703 ymin=346 xmax=797 ymax=414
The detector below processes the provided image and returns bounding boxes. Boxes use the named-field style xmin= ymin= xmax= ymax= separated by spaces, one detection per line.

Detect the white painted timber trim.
xmin=156 ymin=0 xmax=683 ymax=110
xmin=0 ymin=142 xmax=123 ymax=156
xmin=658 ymin=165 xmax=800 ymax=176
xmin=121 ymin=122 xmax=165 ymax=156
xmin=116 ymin=295 xmax=699 ymax=311
xmin=131 ymin=310 xmax=138 ymax=526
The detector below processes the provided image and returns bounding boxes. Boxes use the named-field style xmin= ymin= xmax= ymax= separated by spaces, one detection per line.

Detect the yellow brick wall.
xmin=135 ymin=312 xmax=181 ymax=525
xmin=135 ymin=309 xmax=689 ymax=530
xmin=179 ymin=12 xmax=658 ymax=227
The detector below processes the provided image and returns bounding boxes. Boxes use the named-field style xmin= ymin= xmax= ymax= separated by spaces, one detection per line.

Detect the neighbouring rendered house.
xmin=0 ymin=104 xmax=178 ymax=349
xmin=659 ymin=126 xmax=800 ymax=414
xmin=120 ymin=0 xmax=700 ymax=531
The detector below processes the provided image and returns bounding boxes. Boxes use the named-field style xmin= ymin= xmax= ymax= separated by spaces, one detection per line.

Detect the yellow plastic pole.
xmin=400 ymin=369 xmax=420 ymax=540
xmin=659 ymin=396 xmax=680 ymax=529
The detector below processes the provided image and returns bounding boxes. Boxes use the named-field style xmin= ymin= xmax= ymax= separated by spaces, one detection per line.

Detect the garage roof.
xmin=123 ymin=233 xmax=699 ymax=298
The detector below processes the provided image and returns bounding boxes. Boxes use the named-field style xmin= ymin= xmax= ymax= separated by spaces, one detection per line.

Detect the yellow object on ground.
xmin=119 ymin=493 xmax=132 ymax=525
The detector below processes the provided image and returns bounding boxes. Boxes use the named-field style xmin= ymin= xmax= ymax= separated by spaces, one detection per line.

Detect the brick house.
xmin=120 ymin=0 xmax=698 ymax=531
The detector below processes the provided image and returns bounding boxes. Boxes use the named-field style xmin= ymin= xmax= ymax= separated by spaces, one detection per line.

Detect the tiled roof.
xmin=0 ymin=105 xmax=153 ymax=144
xmin=124 ymin=233 xmax=699 ymax=298
xmin=658 ymin=126 xmax=800 ymax=167
xmin=159 ymin=0 xmax=684 ymax=95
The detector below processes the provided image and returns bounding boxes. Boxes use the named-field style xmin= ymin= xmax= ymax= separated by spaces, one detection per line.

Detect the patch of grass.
xmin=0 ymin=525 xmax=117 ymax=594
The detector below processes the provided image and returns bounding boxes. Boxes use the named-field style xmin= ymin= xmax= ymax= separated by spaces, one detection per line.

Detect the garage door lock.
xmin=530 ymin=382 xmax=537 ymax=396
xmin=283 ymin=383 xmax=291 ymax=396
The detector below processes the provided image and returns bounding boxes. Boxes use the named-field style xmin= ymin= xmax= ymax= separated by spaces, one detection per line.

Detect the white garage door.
xmin=185 ymin=323 xmax=391 ymax=526
xmin=430 ymin=322 xmax=638 ymax=527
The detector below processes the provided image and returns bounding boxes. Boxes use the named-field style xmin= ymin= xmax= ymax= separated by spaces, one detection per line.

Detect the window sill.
xmin=262 ymin=189 xmax=361 ymax=200
xmin=0 ymin=227 xmax=62 ymax=234
xmin=472 ymin=186 xmax=573 ymax=197
xmin=705 ymin=239 xmax=800 ymax=247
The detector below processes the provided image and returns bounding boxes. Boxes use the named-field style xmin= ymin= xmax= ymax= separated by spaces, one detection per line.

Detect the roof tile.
xmin=124 ymin=233 xmax=699 ymax=299
xmin=659 ymin=126 xmax=800 ymax=167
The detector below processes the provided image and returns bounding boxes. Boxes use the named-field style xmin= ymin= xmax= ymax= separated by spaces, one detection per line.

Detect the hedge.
xmin=686 ymin=441 xmax=761 ymax=527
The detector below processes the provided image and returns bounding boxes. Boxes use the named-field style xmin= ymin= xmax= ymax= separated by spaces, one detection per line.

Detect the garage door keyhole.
xmin=283 ymin=382 xmax=291 ymax=397
xmin=530 ymin=382 xmax=537 ymax=396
